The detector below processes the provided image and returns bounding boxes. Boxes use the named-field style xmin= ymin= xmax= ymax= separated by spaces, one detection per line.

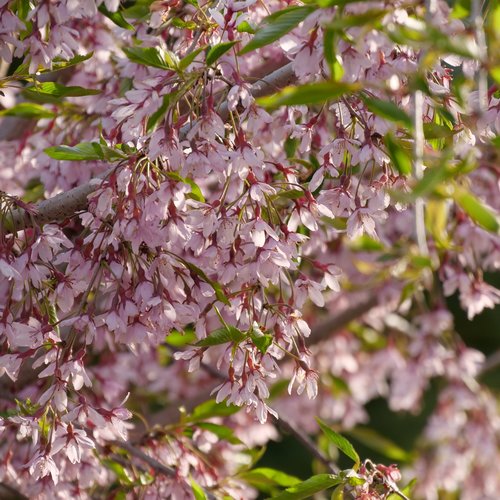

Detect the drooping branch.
xmin=6 ymin=62 xmax=295 ymax=232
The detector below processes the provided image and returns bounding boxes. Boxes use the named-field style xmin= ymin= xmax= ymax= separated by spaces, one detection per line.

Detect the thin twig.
xmin=111 ymin=439 xmax=176 ymax=477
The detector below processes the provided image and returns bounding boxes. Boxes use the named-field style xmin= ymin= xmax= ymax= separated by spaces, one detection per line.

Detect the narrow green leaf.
xmin=190 ymin=478 xmax=207 ymax=500
xmin=206 ymin=41 xmax=238 ymax=66
xmin=196 ymin=422 xmax=243 ymax=444
xmin=102 ymin=459 xmax=134 ymax=485
xmin=411 ymin=165 xmax=450 ymax=198
xmin=250 ymin=331 xmax=273 ymax=354
xmin=22 ymin=82 xmax=100 ymax=104
xmin=179 ymin=46 xmax=206 ymax=70
xmin=384 ymin=134 xmax=412 ymax=175
xmin=362 ymin=97 xmax=413 ymax=129
xmin=98 ymin=4 xmax=134 ymax=30
xmin=257 ymin=82 xmax=359 ymax=109
xmin=49 ymin=52 xmax=94 ymax=73
xmin=0 ymin=103 xmax=55 ymax=119
xmin=196 ymin=326 xmax=246 ymax=347
xmin=239 ymin=468 xmax=301 ymax=491
xmin=453 ymin=186 xmax=500 ymax=233
xmin=239 ymin=6 xmax=315 ymax=55
xmin=188 ymin=399 xmax=241 ymax=422
xmin=317 ymin=418 xmax=360 ymax=466
xmin=146 ymin=94 xmax=172 ymax=132
xmin=44 ymin=142 xmax=126 ymax=161
xmin=237 ymin=21 xmax=256 ymax=34
xmin=268 ymin=474 xmax=341 ymax=500
xmin=327 ymin=9 xmax=387 ymax=31
xmin=123 ymin=46 xmax=169 ymax=69
xmin=345 ymin=427 xmax=412 ymax=462
xmin=165 ymin=329 xmax=197 ymax=347
xmin=315 ymin=0 xmax=370 ymax=6
xmin=181 ymin=259 xmax=230 ymax=305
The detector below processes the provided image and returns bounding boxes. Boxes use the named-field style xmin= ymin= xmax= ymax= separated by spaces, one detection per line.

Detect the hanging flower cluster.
xmin=0 ymin=0 xmax=499 ymax=498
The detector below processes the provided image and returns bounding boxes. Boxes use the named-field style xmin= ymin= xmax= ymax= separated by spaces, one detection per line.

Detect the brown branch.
xmin=110 ymin=440 xmax=217 ymax=499
xmin=308 ymin=294 xmax=379 ymax=346
xmin=6 ymin=62 xmax=295 ymax=232
xmin=111 ymin=439 xmax=176 ymax=477
xmin=0 ymin=482 xmax=29 ymax=500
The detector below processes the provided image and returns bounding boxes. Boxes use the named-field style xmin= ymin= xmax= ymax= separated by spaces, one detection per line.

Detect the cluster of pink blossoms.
xmin=0 ymin=0 xmax=499 ymax=498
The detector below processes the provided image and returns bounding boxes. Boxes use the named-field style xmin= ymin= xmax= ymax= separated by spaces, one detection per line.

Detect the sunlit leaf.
xmin=453 ymin=186 xmax=500 ymax=233
xmin=317 ymin=418 xmax=360 ymax=466
xmin=268 ymin=474 xmax=341 ymax=500
xmin=98 ymin=4 xmax=134 ymax=30
xmin=257 ymin=82 xmax=359 ymax=109
xmin=206 ymin=41 xmax=238 ymax=65
xmin=44 ymin=142 xmax=126 ymax=161
xmin=0 ymin=103 xmax=55 ymax=119
xmin=239 ymin=6 xmax=315 ymax=55
xmin=196 ymin=326 xmax=246 ymax=347
xmin=188 ymin=399 xmax=240 ymax=422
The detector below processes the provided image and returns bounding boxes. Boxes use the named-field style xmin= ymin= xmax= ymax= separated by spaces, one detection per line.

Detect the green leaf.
xmin=314 ymin=0 xmax=371 ymax=6
xmin=239 ymin=6 xmax=315 ymax=55
xmin=323 ymin=27 xmax=344 ymax=81
xmin=411 ymin=165 xmax=450 ymax=198
xmin=196 ymin=326 xmax=246 ymax=347
xmin=362 ymin=97 xmax=413 ymax=129
xmin=239 ymin=468 xmax=301 ymax=491
xmin=257 ymin=82 xmax=359 ymax=109
xmin=44 ymin=142 xmax=126 ymax=161
xmin=317 ymin=418 xmax=360 ymax=467
xmin=237 ymin=21 xmax=256 ymax=34
xmin=190 ymin=478 xmax=207 ymax=500
xmin=45 ymin=52 xmax=94 ymax=73
xmin=0 ymin=103 xmax=55 ymax=119
xmin=327 ymin=9 xmax=387 ymax=31
xmin=180 ymin=258 xmax=229 ymax=305
xmin=22 ymin=82 xmax=100 ymax=104
xmin=206 ymin=41 xmax=238 ymax=66
xmin=102 ymin=459 xmax=134 ymax=485
xmin=384 ymin=134 xmax=412 ymax=175
xmin=98 ymin=4 xmax=134 ymax=30
xmin=453 ymin=186 xmax=500 ymax=233
xmin=188 ymin=399 xmax=241 ymax=422
xmin=268 ymin=474 xmax=341 ymax=500
xmin=146 ymin=94 xmax=172 ymax=132
xmin=165 ymin=329 xmax=197 ymax=347
xmin=122 ymin=0 xmax=155 ymax=20
xmin=196 ymin=422 xmax=243 ymax=444
xmin=345 ymin=427 xmax=412 ymax=462
xmin=123 ymin=46 xmax=169 ymax=69
xmin=179 ymin=46 xmax=206 ymax=71
xmin=250 ymin=328 xmax=273 ymax=354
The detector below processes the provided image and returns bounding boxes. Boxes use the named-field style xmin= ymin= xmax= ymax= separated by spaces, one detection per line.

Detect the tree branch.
xmin=6 ymin=62 xmax=295 ymax=232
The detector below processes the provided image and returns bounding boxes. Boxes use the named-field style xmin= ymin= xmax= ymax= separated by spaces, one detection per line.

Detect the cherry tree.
xmin=0 ymin=0 xmax=499 ymax=498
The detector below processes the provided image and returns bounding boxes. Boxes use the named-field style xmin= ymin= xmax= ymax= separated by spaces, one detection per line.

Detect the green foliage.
xmin=453 ymin=186 xmax=500 ymax=234
xmin=0 ymin=103 xmax=55 ymax=119
xmin=186 ymin=399 xmax=240 ymax=422
xmin=239 ymin=6 xmax=315 ymax=55
xmin=361 ymin=97 xmax=413 ymax=129
xmin=22 ymin=82 xmax=100 ymax=104
xmin=44 ymin=142 xmax=127 ymax=161
xmin=206 ymin=41 xmax=238 ymax=66
xmin=317 ymin=418 xmax=360 ymax=467
xmin=196 ymin=325 xmax=246 ymax=347
xmin=268 ymin=473 xmax=341 ymax=499
xmin=123 ymin=46 xmax=173 ymax=70
xmin=98 ymin=4 xmax=134 ymax=30
xmin=257 ymin=82 xmax=359 ymax=109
